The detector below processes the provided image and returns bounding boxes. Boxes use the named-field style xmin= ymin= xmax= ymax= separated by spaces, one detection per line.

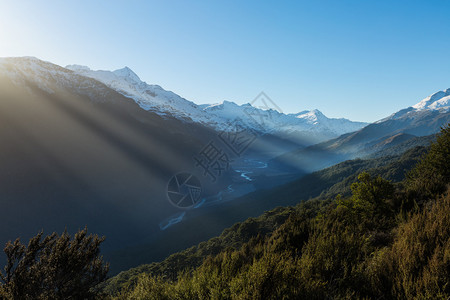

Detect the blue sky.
xmin=0 ymin=0 xmax=449 ymax=122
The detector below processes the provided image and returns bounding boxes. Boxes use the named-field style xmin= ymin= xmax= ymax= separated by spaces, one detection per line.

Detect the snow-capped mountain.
xmin=381 ymin=89 xmax=450 ymax=122
xmin=274 ymin=88 xmax=450 ymax=173
xmin=342 ymin=88 xmax=450 ymax=150
xmin=65 ymin=64 xmax=207 ymax=121
xmin=0 ymin=56 xmax=235 ymax=265
xmin=66 ymin=64 xmax=367 ymax=142
xmin=0 ymin=57 xmax=115 ymax=102
xmin=413 ymin=89 xmax=450 ymax=111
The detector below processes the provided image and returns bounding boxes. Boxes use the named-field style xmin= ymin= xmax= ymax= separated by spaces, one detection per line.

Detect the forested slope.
xmin=103 ymin=130 xmax=439 ymax=296
xmin=109 ymin=125 xmax=450 ymax=299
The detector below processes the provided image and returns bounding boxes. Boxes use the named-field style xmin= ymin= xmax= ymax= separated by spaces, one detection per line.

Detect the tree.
xmin=336 ymin=172 xmax=395 ymax=232
xmin=0 ymin=228 xmax=109 ymax=299
xmin=406 ymin=124 xmax=450 ymax=201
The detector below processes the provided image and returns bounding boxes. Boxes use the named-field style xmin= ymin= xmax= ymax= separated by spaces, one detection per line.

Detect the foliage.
xmin=104 ymin=143 xmax=426 ymax=294
xmin=0 ymin=228 xmax=109 ymax=300
xmin=367 ymin=133 xmax=436 ymax=159
xmin=406 ymin=124 xmax=450 ymax=201
xmin=365 ymin=191 xmax=450 ymax=299
xmin=102 ymin=206 xmax=298 ymax=294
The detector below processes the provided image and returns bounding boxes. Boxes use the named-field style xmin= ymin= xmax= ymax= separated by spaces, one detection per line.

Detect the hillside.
xmin=106 ymin=124 xmax=450 ymax=299
xmin=0 ymin=57 xmax=231 ymax=257
xmin=104 ymin=136 xmax=429 ymax=292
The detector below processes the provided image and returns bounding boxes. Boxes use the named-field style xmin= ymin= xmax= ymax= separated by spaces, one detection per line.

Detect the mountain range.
xmin=0 ymin=56 xmax=449 ymax=274
xmin=274 ymin=88 xmax=450 ymax=172
xmin=65 ymin=64 xmax=367 ymax=144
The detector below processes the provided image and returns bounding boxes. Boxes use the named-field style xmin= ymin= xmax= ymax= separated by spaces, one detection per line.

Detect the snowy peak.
xmin=65 ymin=64 xmax=91 ymax=72
xmin=113 ymin=67 xmax=141 ymax=83
xmin=66 ymin=63 xmax=213 ymax=123
xmin=0 ymin=57 xmax=109 ymax=97
xmin=0 ymin=57 xmax=133 ymax=104
xmin=412 ymin=88 xmax=450 ymax=111
xmin=66 ymin=65 xmax=141 ymax=84
xmin=65 ymin=63 xmax=367 ymax=140
xmin=292 ymin=109 xmax=325 ymax=123
xmin=383 ymin=88 xmax=450 ymax=122
xmin=202 ymin=100 xmax=248 ymax=112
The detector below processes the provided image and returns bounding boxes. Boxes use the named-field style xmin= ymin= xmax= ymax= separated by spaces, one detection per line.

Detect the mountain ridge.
xmin=272 ymin=88 xmax=450 ymax=172
xmin=65 ymin=62 xmax=367 ymax=143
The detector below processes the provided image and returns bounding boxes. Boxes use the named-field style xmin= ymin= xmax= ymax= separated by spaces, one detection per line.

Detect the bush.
xmin=366 ymin=190 xmax=450 ymax=299
xmin=0 ymin=228 xmax=109 ymax=300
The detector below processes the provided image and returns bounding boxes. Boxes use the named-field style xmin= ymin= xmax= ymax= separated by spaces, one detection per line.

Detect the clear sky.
xmin=0 ymin=0 xmax=449 ymax=122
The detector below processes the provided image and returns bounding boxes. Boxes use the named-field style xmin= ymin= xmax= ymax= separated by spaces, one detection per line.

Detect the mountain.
xmin=333 ymin=89 xmax=450 ymax=150
xmin=274 ymin=89 xmax=450 ymax=172
xmin=1 ymin=56 xmax=446 ymax=277
xmin=0 ymin=56 xmax=362 ymax=274
xmin=66 ymin=65 xmax=367 ymax=144
xmin=389 ymin=88 xmax=450 ymax=117
xmin=0 ymin=57 xmax=233 ymax=262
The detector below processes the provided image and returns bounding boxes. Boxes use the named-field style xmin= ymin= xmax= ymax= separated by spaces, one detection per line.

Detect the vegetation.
xmin=366 ymin=133 xmax=436 ymax=159
xmin=103 ymin=142 xmax=426 ymax=293
xmin=406 ymin=126 xmax=450 ymax=201
xmin=106 ymin=137 xmax=429 ymax=277
xmin=108 ymin=125 xmax=450 ymax=299
xmin=0 ymin=228 xmax=109 ymax=300
xmin=0 ymin=127 xmax=447 ymax=299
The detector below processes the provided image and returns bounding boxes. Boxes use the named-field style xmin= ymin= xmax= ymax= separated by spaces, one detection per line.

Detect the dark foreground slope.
xmin=0 ymin=58 xmax=224 ymax=257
